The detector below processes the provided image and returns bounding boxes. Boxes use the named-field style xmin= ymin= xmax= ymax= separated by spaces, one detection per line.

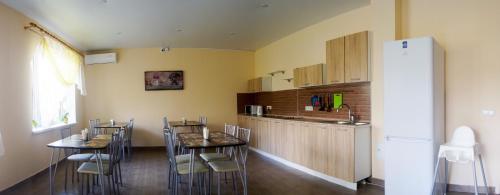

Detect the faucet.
xmin=336 ymin=103 xmax=356 ymax=123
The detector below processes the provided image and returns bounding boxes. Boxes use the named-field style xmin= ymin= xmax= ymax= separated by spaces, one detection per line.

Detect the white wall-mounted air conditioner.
xmin=84 ymin=53 xmax=117 ymax=65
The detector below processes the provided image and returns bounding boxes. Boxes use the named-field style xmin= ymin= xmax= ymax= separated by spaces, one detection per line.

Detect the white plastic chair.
xmin=431 ymin=126 xmax=488 ymax=195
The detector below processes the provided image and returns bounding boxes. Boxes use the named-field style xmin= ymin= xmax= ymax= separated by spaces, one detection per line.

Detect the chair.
xmin=89 ymin=119 xmax=101 ymax=137
xmin=199 ymin=124 xmax=237 ymax=162
xmin=91 ymin=124 xmax=126 ymax=187
xmin=431 ymin=126 xmax=489 ymax=195
xmin=60 ymin=127 xmax=93 ymax=191
xmin=208 ymin=127 xmax=251 ymax=195
xmin=78 ymin=130 xmax=123 ymax=194
xmin=123 ymin=118 xmax=134 ymax=159
xmin=163 ymin=116 xmax=170 ymax=129
xmin=164 ymin=129 xmax=209 ymax=195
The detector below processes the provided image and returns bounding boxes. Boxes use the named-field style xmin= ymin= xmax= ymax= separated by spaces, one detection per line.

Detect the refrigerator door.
xmin=384 ymin=37 xmax=435 ymax=140
xmin=385 ymin=136 xmax=436 ymax=195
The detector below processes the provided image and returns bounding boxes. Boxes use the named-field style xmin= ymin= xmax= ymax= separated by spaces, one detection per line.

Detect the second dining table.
xmin=176 ymin=131 xmax=247 ymax=195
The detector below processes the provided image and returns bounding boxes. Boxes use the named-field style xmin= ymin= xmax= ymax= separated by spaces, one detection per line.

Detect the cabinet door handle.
xmin=351 ymin=78 xmax=360 ymax=81
xmin=331 ymin=80 xmax=339 ymax=83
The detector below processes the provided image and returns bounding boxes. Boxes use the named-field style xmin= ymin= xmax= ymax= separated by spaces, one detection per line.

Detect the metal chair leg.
xmin=444 ymin=160 xmax=448 ymax=195
xmin=479 ymin=155 xmax=489 ymax=195
xmin=80 ymin=174 xmax=84 ymax=195
xmin=208 ymin=169 xmax=212 ymax=195
xmin=473 ymin=161 xmax=479 ymax=195
xmin=118 ymin=162 xmax=123 ymax=186
xmin=431 ymin=157 xmax=442 ymax=195
xmin=232 ymin=172 xmax=237 ymax=195
xmin=64 ymin=160 xmax=68 ymax=191
xmin=168 ymin=163 xmax=172 ymax=189
xmin=217 ymin=173 xmax=221 ymax=195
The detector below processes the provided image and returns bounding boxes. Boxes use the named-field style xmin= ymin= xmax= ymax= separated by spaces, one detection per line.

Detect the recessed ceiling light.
xmin=259 ymin=3 xmax=269 ymax=8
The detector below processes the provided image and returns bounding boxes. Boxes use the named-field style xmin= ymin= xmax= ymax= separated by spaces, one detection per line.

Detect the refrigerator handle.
xmin=385 ymin=136 xmax=432 ymax=143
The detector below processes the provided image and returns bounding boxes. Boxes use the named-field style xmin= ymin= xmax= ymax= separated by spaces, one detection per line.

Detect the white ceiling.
xmin=1 ymin=0 xmax=370 ymax=51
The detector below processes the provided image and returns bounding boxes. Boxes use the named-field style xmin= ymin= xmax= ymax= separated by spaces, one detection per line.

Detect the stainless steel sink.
xmin=336 ymin=121 xmax=369 ymax=125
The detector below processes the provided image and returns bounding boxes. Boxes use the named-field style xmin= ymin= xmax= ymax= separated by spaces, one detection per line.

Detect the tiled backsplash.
xmin=237 ymin=82 xmax=371 ymax=121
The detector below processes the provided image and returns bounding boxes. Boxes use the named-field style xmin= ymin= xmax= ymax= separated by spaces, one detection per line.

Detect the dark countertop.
xmin=238 ymin=114 xmax=370 ymax=126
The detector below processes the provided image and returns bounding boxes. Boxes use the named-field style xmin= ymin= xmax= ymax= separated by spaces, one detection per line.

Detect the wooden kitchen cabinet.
xmin=293 ymin=64 xmax=324 ymax=88
xmin=247 ymin=77 xmax=272 ymax=92
xmin=345 ymin=31 xmax=369 ymax=82
xmin=326 ymin=37 xmax=345 ymax=84
xmin=332 ymin=126 xmax=355 ymax=181
xmin=311 ymin=123 xmax=329 ymax=173
xmin=237 ymin=114 xmax=371 ymax=185
xmin=325 ymin=31 xmax=369 ymax=84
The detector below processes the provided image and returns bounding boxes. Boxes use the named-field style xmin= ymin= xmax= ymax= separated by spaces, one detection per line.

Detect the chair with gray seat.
xmin=208 ymin=127 xmax=251 ymax=195
xmin=78 ymin=129 xmax=123 ymax=194
xmin=164 ymin=129 xmax=209 ymax=195
xmin=60 ymin=126 xmax=94 ymax=191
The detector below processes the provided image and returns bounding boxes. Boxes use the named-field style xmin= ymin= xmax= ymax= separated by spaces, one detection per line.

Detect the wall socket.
xmin=376 ymin=143 xmax=384 ymax=160
xmin=482 ymin=109 xmax=496 ymax=117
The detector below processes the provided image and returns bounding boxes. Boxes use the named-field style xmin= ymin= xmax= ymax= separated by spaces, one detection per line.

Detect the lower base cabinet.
xmin=237 ymin=115 xmax=371 ymax=183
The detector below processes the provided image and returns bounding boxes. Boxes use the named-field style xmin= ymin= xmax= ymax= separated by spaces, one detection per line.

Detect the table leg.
xmin=95 ymin=150 xmax=105 ymax=195
xmin=49 ymin=149 xmax=55 ymax=195
xmin=189 ymin=149 xmax=195 ymax=195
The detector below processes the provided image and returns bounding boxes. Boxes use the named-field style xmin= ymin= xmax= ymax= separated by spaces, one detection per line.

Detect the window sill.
xmin=32 ymin=123 xmax=77 ymax=135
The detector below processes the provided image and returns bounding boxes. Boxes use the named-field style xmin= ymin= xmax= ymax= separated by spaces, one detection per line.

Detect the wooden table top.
xmin=47 ymin=134 xmax=112 ymax=149
xmin=95 ymin=122 xmax=128 ymax=129
xmin=169 ymin=121 xmax=204 ymax=127
xmin=177 ymin=131 xmax=246 ymax=149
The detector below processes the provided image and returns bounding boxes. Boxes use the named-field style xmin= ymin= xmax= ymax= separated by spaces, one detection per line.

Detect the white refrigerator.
xmin=384 ymin=37 xmax=445 ymax=195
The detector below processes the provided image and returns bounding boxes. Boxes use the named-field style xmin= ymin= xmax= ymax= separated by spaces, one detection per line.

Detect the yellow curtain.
xmin=41 ymin=36 xmax=86 ymax=95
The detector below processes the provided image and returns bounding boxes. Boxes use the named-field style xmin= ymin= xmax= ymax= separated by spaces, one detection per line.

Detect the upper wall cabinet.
xmin=326 ymin=31 xmax=369 ymax=84
xmin=326 ymin=37 xmax=345 ymax=84
xmin=345 ymin=31 xmax=369 ymax=82
xmin=293 ymin=64 xmax=324 ymax=88
xmin=248 ymin=77 xmax=272 ymax=92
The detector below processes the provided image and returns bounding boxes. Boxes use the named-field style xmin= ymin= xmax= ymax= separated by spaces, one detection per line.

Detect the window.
xmin=31 ymin=36 xmax=86 ymax=133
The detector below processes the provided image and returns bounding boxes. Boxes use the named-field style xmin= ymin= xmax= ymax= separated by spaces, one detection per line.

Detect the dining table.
xmin=47 ymin=134 xmax=112 ymax=195
xmin=169 ymin=120 xmax=205 ymax=154
xmin=176 ymin=131 xmax=248 ymax=195
xmin=95 ymin=122 xmax=128 ymax=134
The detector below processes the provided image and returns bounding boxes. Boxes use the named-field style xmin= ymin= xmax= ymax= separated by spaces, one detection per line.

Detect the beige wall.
xmin=401 ymin=0 xmax=500 ymax=192
xmin=83 ymin=48 xmax=254 ymax=146
xmin=0 ymin=3 xmax=85 ymax=191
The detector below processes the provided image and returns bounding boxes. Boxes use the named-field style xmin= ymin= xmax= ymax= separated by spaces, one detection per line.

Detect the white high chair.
xmin=431 ymin=126 xmax=488 ymax=195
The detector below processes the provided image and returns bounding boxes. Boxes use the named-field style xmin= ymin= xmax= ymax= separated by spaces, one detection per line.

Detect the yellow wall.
xmin=401 ymin=0 xmax=500 ymax=192
xmin=83 ymin=48 xmax=254 ymax=146
xmin=0 ymin=3 xmax=85 ymax=191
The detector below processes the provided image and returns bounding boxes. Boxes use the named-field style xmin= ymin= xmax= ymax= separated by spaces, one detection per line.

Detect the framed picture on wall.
xmin=144 ymin=70 xmax=184 ymax=90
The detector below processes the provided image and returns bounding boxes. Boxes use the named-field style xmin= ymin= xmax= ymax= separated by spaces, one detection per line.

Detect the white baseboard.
xmin=249 ymin=147 xmax=358 ymax=190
